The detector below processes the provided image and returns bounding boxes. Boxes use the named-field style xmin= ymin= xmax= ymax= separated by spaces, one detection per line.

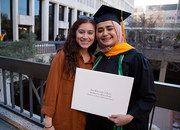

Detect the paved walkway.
xmin=0 ymin=106 xmax=43 ymax=130
xmin=0 ymin=118 xmax=18 ymax=130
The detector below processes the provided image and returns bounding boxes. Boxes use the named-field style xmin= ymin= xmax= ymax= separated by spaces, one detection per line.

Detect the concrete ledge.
xmin=0 ymin=106 xmax=43 ymax=130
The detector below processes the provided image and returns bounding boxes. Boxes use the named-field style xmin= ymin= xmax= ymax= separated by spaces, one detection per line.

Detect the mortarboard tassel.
xmin=120 ymin=10 xmax=127 ymax=43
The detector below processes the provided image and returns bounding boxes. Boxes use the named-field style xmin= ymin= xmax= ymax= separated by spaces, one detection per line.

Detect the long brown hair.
xmin=63 ymin=18 xmax=97 ymax=77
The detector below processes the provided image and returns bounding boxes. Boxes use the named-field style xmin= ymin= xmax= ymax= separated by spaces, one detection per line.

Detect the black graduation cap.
xmin=94 ymin=5 xmax=131 ymax=24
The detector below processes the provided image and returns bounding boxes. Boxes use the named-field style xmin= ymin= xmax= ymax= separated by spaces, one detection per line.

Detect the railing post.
xmin=10 ymin=71 xmax=15 ymax=109
xmin=149 ymin=106 xmax=156 ymax=130
xmin=40 ymin=80 xmax=45 ymax=123
xmin=2 ymin=69 xmax=7 ymax=105
xmin=19 ymin=73 xmax=24 ymax=113
xmin=29 ymin=76 xmax=33 ymax=118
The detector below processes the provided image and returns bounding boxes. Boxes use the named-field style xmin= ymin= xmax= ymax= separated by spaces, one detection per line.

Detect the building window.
xmin=77 ymin=10 xmax=81 ymax=19
xmin=34 ymin=0 xmax=41 ymax=40
xmin=49 ymin=2 xmax=54 ymax=41
xmin=68 ymin=8 xmax=72 ymax=28
xmin=18 ymin=0 xmax=29 ymax=15
xmin=59 ymin=5 xmax=64 ymax=21
xmin=1 ymin=0 xmax=13 ymax=40
xmin=18 ymin=25 xmax=30 ymax=39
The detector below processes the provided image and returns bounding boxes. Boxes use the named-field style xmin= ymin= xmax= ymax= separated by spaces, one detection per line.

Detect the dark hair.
xmin=63 ymin=18 xmax=97 ymax=77
xmin=2 ymin=29 xmax=6 ymax=33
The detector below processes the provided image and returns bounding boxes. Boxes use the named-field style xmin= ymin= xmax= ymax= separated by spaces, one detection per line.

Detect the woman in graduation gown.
xmin=86 ymin=5 xmax=156 ymax=130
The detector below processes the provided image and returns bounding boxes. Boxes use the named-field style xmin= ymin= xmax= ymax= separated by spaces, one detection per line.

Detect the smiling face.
xmin=76 ymin=23 xmax=95 ymax=51
xmin=96 ymin=21 xmax=119 ymax=48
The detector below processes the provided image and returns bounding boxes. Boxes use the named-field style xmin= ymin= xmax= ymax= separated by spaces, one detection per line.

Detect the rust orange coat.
xmin=41 ymin=50 xmax=95 ymax=130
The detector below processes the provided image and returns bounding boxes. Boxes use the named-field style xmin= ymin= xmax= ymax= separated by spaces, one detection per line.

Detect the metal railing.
xmin=149 ymin=81 xmax=180 ymax=129
xmin=0 ymin=56 xmax=180 ymax=128
xmin=35 ymin=41 xmax=64 ymax=54
xmin=0 ymin=56 xmax=50 ymax=127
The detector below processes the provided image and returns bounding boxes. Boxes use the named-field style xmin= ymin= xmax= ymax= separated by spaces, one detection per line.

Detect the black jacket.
xmin=86 ymin=49 xmax=156 ymax=130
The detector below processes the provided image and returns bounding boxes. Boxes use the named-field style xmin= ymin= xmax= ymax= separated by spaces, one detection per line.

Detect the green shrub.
xmin=0 ymin=32 xmax=37 ymax=59
xmin=49 ymin=54 xmax=55 ymax=64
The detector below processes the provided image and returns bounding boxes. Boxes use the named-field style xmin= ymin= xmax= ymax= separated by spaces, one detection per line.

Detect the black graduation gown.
xmin=86 ymin=49 xmax=156 ymax=130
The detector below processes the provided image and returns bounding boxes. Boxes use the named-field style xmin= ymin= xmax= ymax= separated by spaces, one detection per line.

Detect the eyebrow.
xmin=97 ymin=25 xmax=114 ymax=29
xmin=78 ymin=29 xmax=95 ymax=31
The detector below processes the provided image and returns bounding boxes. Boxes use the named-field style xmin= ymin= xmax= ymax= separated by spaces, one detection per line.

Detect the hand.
xmin=44 ymin=115 xmax=55 ymax=130
xmin=44 ymin=126 xmax=55 ymax=130
xmin=108 ymin=114 xmax=134 ymax=126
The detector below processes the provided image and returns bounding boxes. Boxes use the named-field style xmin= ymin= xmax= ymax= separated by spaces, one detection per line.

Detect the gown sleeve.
xmin=41 ymin=50 xmax=64 ymax=117
xmin=127 ymin=53 xmax=156 ymax=121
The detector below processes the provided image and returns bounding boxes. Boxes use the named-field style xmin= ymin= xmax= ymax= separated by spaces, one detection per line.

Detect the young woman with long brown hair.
xmin=41 ymin=17 xmax=97 ymax=130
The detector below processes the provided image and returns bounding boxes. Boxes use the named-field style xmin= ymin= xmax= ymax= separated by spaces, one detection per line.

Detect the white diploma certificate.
xmin=71 ymin=68 xmax=134 ymax=117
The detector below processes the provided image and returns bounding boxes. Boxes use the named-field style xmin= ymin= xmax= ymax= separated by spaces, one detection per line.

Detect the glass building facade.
xmin=18 ymin=0 xmax=29 ymax=15
xmin=0 ymin=0 xmax=101 ymax=41
xmin=49 ymin=2 xmax=54 ymax=41
xmin=35 ymin=0 xmax=41 ymax=40
xmin=0 ymin=0 xmax=12 ymax=40
xmin=68 ymin=8 xmax=72 ymax=28
xmin=59 ymin=5 xmax=64 ymax=21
